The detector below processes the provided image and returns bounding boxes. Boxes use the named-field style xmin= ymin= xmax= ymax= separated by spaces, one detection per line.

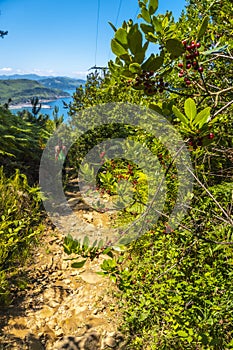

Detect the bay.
xmin=10 ymin=89 xmax=77 ymax=123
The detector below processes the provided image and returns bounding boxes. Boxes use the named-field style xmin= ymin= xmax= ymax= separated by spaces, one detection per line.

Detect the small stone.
xmin=104 ymin=335 xmax=117 ymax=348
xmin=63 ymin=278 xmax=71 ymax=284
xmin=80 ymin=271 xmax=103 ymax=284
xmin=48 ymin=300 xmax=60 ymax=308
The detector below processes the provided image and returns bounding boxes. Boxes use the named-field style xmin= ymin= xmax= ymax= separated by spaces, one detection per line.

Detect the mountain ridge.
xmin=0 ymin=74 xmax=85 ymax=84
xmin=0 ymin=75 xmax=86 ymax=105
xmin=0 ymin=79 xmax=70 ymax=105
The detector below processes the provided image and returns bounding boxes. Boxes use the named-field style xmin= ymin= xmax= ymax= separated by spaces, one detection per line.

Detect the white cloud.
xmin=72 ymin=70 xmax=88 ymax=79
xmin=0 ymin=67 xmax=13 ymax=72
xmin=0 ymin=66 xmax=86 ymax=78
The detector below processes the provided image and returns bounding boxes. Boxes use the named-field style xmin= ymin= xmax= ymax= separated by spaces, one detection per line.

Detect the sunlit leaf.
xmin=184 ymin=98 xmax=197 ymax=121
xmin=148 ymin=0 xmax=158 ymax=15
xmin=115 ymin=28 xmax=128 ymax=47
xmin=194 ymin=107 xmax=211 ymax=128
xmin=172 ymin=105 xmax=188 ymax=125
xmin=141 ymin=54 xmax=163 ymax=71
xmin=71 ymin=260 xmax=87 ymax=268
xmin=197 ymin=16 xmax=209 ymax=40
xmin=165 ymin=38 xmax=185 ymax=57
xmin=111 ymin=39 xmax=128 ymax=57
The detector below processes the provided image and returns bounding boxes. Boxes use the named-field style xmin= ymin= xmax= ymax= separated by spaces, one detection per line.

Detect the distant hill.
xmin=0 ymin=74 xmax=53 ymax=81
xmin=0 ymin=79 xmax=70 ymax=105
xmin=40 ymin=76 xmax=85 ymax=90
xmin=0 ymin=74 xmax=86 ymax=86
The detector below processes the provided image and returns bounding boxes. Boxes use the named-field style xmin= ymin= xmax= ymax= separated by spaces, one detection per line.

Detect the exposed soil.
xmin=0 ymin=179 xmax=126 ymax=349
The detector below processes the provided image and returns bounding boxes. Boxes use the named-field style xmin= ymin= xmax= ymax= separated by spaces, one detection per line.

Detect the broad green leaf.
xmin=165 ymin=38 xmax=185 ymax=57
xmin=152 ymin=17 xmax=163 ymax=33
xmin=194 ymin=107 xmax=211 ymax=128
xmin=82 ymin=235 xmax=90 ymax=249
xmin=71 ymin=260 xmax=87 ymax=268
xmin=115 ymin=28 xmax=128 ymax=47
xmin=148 ymin=0 xmax=158 ymax=15
xmin=128 ymin=24 xmax=143 ymax=55
xmin=111 ymin=39 xmax=128 ymax=57
xmin=129 ymin=63 xmax=142 ymax=74
xmin=197 ymin=16 xmax=209 ymax=40
xmin=139 ymin=7 xmax=151 ymax=23
xmin=202 ymin=44 xmax=228 ymax=55
xmin=141 ymin=54 xmax=163 ymax=71
xmin=140 ymin=23 xmax=154 ymax=34
xmin=184 ymin=98 xmax=197 ymax=121
xmin=172 ymin=105 xmax=188 ymax=125
xmin=134 ymin=50 xmax=147 ymax=64
xmin=149 ymin=104 xmax=163 ymax=114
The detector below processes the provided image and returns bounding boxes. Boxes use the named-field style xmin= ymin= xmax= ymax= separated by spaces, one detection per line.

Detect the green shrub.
xmin=0 ymin=167 xmax=43 ymax=304
xmin=116 ymin=182 xmax=233 ymax=349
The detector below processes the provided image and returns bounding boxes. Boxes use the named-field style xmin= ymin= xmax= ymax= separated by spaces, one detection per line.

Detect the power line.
xmin=94 ymin=0 xmax=100 ymax=66
xmin=108 ymin=0 xmax=123 ymax=61
xmin=115 ymin=0 xmax=123 ymax=28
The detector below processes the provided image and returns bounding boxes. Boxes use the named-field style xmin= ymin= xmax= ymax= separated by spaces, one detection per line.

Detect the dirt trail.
xmin=0 ymin=179 xmax=126 ymax=349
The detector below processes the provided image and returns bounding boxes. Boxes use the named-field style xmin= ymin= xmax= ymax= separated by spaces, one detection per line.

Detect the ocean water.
xmin=10 ymin=89 xmax=77 ymax=123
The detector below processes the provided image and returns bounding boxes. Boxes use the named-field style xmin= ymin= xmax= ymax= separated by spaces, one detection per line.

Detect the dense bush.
xmin=0 ymin=106 xmax=53 ymax=182
xmin=63 ymin=0 xmax=233 ymax=348
xmin=0 ymin=167 xmax=43 ymax=304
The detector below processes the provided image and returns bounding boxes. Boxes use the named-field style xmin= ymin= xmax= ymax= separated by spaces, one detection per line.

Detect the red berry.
xmin=178 ymin=62 xmax=183 ymax=68
xmin=186 ymin=54 xmax=193 ymax=60
xmin=196 ymin=42 xmax=201 ymax=48
xmin=179 ymin=69 xmax=185 ymax=77
xmin=189 ymin=140 xmax=194 ymax=146
xmin=208 ymin=133 xmax=214 ymax=139
xmin=190 ymin=44 xmax=196 ymax=50
xmin=182 ymin=40 xmax=187 ymax=46
xmin=193 ymin=51 xmax=199 ymax=57
xmin=186 ymin=63 xmax=192 ymax=69
xmin=191 ymin=40 xmax=195 ymax=45
xmin=198 ymin=66 xmax=203 ymax=73
xmin=186 ymin=45 xmax=192 ymax=51
xmin=186 ymin=80 xmax=191 ymax=85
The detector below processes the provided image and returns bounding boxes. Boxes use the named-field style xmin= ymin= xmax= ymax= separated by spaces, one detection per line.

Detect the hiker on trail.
xmin=55 ymin=139 xmax=67 ymax=162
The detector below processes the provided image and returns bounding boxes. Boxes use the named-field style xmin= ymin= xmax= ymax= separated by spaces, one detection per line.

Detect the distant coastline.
xmin=9 ymin=95 xmax=69 ymax=110
xmin=9 ymin=103 xmax=52 ymax=109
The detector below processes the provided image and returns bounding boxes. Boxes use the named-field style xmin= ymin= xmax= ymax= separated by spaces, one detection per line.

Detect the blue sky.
xmin=0 ymin=0 xmax=186 ymax=79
